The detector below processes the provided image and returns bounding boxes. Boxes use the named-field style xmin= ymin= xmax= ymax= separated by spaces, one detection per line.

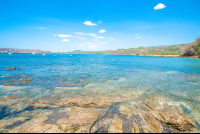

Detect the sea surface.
xmin=0 ymin=53 xmax=200 ymax=132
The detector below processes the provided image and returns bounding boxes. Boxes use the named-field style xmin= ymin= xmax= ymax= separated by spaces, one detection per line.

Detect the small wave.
xmin=166 ymin=71 xmax=179 ymax=74
xmin=158 ymin=101 xmax=191 ymax=111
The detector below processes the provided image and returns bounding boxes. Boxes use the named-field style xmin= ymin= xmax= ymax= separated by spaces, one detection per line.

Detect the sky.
xmin=0 ymin=0 xmax=200 ymax=52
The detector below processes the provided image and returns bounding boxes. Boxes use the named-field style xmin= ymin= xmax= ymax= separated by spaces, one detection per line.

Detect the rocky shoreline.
xmin=0 ymin=92 xmax=199 ymax=133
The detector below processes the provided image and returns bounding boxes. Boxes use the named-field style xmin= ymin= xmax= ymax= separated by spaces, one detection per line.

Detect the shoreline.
xmin=1 ymin=53 xmax=200 ymax=58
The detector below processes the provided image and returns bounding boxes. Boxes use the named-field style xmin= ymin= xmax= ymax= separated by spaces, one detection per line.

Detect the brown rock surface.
xmin=57 ymin=107 xmax=101 ymax=132
xmin=141 ymin=98 xmax=195 ymax=131
xmin=56 ymin=96 xmax=121 ymax=108
xmin=0 ymin=95 xmax=20 ymax=101
xmin=132 ymin=122 xmax=140 ymax=133
xmin=30 ymin=100 xmax=52 ymax=108
xmin=143 ymin=114 xmax=163 ymax=133
xmin=108 ymin=115 xmax=123 ymax=133
xmin=8 ymin=112 xmax=53 ymax=133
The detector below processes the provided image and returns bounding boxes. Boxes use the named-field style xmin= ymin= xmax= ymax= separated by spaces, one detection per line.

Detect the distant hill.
xmin=65 ymin=44 xmax=187 ymax=55
xmin=0 ymin=43 xmax=189 ymax=55
xmin=0 ymin=48 xmax=51 ymax=53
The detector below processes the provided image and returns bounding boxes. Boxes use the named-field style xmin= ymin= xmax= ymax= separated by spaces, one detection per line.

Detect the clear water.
xmin=0 ymin=53 xmax=200 ymax=131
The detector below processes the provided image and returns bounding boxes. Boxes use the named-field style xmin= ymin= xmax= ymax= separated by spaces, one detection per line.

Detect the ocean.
xmin=0 ymin=53 xmax=200 ymax=132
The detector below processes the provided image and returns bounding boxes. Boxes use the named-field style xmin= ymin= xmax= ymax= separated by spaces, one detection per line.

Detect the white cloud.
xmin=83 ymin=21 xmax=96 ymax=26
xmin=154 ymin=3 xmax=166 ymax=10
xmin=62 ymin=39 xmax=69 ymax=41
xmin=58 ymin=34 xmax=73 ymax=38
xmin=134 ymin=34 xmax=139 ymax=36
xmin=94 ymin=39 xmax=98 ymax=41
xmin=136 ymin=36 xmax=141 ymax=38
xmin=75 ymin=32 xmax=104 ymax=39
xmin=75 ymin=36 xmax=85 ymax=40
xmin=97 ymin=20 xmax=102 ymax=23
xmin=54 ymin=35 xmax=57 ymax=36
xmin=78 ymin=44 xmax=84 ymax=47
xmin=98 ymin=29 xmax=106 ymax=33
xmin=37 ymin=27 xmax=47 ymax=29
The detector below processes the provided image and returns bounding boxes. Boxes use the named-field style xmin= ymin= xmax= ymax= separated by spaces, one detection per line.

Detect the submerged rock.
xmin=55 ymin=96 xmax=121 ymax=108
xmin=79 ymin=76 xmax=87 ymax=78
xmin=0 ymin=96 xmax=20 ymax=101
xmin=6 ymin=67 xmax=16 ymax=71
xmin=1 ymin=78 xmax=32 ymax=86
xmin=30 ymin=100 xmax=52 ymax=108
xmin=43 ymin=111 xmax=69 ymax=124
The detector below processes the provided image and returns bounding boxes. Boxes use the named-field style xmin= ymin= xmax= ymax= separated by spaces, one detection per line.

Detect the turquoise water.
xmin=0 ymin=53 xmax=200 ymax=131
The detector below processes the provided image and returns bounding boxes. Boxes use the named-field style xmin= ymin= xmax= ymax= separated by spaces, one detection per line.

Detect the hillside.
xmin=66 ymin=44 xmax=187 ymax=55
xmin=0 ymin=48 xmax=51 ymax=53
xmin=0 ymin=43 xmax=190 ymax=55
xmin=181 ymin=37 xmax=200 ymax=56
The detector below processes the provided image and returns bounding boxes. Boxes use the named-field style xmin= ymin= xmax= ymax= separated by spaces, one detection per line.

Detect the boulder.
xmin=141 ymin=98 xmax=195 ymax=131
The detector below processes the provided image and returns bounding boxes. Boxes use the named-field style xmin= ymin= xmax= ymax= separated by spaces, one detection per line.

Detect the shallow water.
xmin=0 ymin=53 xmax=200 ymax=132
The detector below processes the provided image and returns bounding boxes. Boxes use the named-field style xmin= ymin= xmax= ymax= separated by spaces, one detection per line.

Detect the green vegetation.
xmin=181 ymin=37 xmax=200 ymax=56
xmin=64 ymin=44 xmax=186 ymax=55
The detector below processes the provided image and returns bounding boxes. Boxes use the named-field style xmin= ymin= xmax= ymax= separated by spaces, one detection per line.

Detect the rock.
xmin=30 ymin=100 xmax=52 ymax=108
xmin=43 ymin=111 xmax=69 ymax=124
xmin=0 ymin=95 xmax=20 ymax=101
xmin=159 ymin=107 xmax=195 ymax=131
xmin=20 ymin=78 xmax=32 ymax=84
xmin=141 ymin=98 xmax=195 ymax=131
xmin=57 ymin=107 xmax=101 ymax=132
xmin=43 ymin=125 xmax=64 ymax=133
xmin=132 ymin=122 xmax=140 ymax=133
xmin=79 ymin=76 xmax=87 ymax=78
xmin=8 ymin=112 xmax=53 ymax=133
xmin=6 ymin=67 xmax=16 ymax=71
xmin=108 ymin=115 xmax=123 ymax=133
xmin=143 ymin=114 xmax=163 ymax=133
xmin=2 ymin=78 xmax=32 ymax=86
xmin=17 ymin=68 xmax=22 ymax=70
xmin=55 ymin=96 xmax=121 ymax=108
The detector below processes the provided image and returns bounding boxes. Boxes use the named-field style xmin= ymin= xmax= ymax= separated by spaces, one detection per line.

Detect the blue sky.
xmin=0 ymin=0 xmax=200 ymax=52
